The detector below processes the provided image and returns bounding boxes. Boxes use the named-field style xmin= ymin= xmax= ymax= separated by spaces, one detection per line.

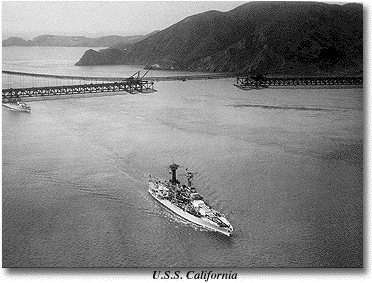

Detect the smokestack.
xmin=169 ymin=163 xmax=179 ymax=185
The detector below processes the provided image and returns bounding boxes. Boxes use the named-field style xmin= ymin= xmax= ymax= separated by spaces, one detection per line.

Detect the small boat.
xmin=2 ymin=100 xmax=31 ymax=112
xmin=148 ymin=163 xmax=233 ymax=236
xmin=234 ymin=83 xmax=268 ymax=90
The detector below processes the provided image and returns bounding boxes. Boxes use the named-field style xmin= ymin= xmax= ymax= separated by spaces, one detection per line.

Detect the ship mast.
xmin=185 ymin=168 xmax=197 ymax=187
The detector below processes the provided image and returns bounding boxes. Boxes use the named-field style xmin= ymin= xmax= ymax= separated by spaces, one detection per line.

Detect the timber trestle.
xmin=235 ymin=76 xmax=363 ymax=89
xmin=2 ymin=81 xmax=154 ymax=99
xmin=2 ymin=70 xmax=155 ymax=99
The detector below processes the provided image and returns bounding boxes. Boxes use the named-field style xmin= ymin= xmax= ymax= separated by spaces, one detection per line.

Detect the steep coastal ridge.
xmin=75 ymin=1 xmax=363 ymax=76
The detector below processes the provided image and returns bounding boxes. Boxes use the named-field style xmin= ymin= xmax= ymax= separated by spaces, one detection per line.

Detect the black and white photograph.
xmin=2 ymin=0 xmax=364 ymax=272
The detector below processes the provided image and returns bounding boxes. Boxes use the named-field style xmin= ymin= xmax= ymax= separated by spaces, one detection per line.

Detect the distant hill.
xmin=75 ymin=1 xmax=363 ymax=76
xmin=89 ymin=35 xmax=144 ymax=47
xmin=2 ymin=37 xmax=33 ymax=46
xmin=2 ymin=34 xmax=145 ymax=47
xmin=110 ymin=30 xmax=160 ymax=50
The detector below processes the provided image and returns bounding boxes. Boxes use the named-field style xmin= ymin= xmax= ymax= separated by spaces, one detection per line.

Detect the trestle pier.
xmin=235 ymin=75 xmax=363 ymax=90
xmin=2 ymin=78 xmax=155 ymax=100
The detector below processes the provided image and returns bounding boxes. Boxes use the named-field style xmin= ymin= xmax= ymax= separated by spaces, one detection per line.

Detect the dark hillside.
xmin=75 ymin=1 xmax=363 ymax=75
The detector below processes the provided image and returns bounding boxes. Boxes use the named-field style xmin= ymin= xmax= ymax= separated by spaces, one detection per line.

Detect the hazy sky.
xmin=2 ymin=1 xmax=246 ymax=39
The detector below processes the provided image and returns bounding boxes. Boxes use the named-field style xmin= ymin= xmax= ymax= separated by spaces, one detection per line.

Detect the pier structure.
xmin=2 ymin=70 xmax=155 ymax=100
xmin=2 ymin=70 xmax=363 ymax=100
xmin=2 ymin=70 xmax=237 ymax=100
xmin=146 ymin=73 xmax=235 ymax=81
xmin=235 ymin=75 xmax=363 ymax=90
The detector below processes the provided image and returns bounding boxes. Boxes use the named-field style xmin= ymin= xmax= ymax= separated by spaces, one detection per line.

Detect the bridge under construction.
xmin=2 ymin=70 xmax=157 ymax=100
xmin=2 ymin=70 xmax=363 ymax=101
xmin=234 ymin=75 xmax=363 ymax=90
xmin=2 ymin=70 xmax=238 ymax=100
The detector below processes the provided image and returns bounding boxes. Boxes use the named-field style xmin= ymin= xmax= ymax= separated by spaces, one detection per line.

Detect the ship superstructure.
xmin=148 ymin=163 xmax=233 ymax=236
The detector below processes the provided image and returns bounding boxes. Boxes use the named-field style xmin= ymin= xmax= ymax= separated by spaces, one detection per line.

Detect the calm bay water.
xmin=2 ymin=47 xmax=363 ymax=267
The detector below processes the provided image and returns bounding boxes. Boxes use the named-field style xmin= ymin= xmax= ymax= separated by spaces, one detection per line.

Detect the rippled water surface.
xmin=2 ymin=47 xmax=363 ymax=267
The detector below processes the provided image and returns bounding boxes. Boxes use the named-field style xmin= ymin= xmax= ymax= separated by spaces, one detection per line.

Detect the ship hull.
xmin=148 ymin=187 xmax=231 ymax=236
xmin=2 ymin=103 xmax=30 ymax=112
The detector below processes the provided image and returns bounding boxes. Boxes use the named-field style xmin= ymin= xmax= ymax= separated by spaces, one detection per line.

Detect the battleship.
xmin=148 ymin=163 xmax=233 ymax=236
